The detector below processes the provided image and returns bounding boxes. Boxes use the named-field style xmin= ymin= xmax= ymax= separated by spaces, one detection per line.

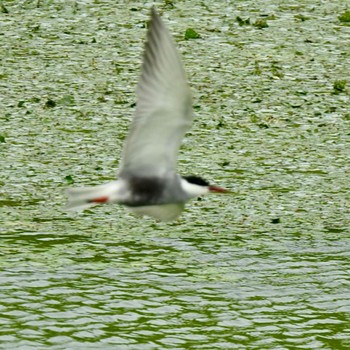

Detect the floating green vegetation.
xmin=220 ymin=160 xmax=230 ymax=167
xmin=44 ymin=95 xmax=75 ymax=108
xmin=333 ymin=80 xmax=347 ymax=94
xmin=184 ymin=28 xmax=200 ymax=40
xmin=44 ymin=99 xmax=56 ymax=108
xmin=164 ymin=0 xmax=174 ymax=8
xmin=65 ymin=175 xmax=75 ymax=185
xmin=338 ymin=10 xmax=350 ymax=24
xmin=0 ymin=3 xmax=9 ymax=13
xmin=253 ymin=18 xmax=269 ymax=29
xmin=236 ymin=16 xmax=250 ymax=26
xmin=0 ymin=135 xmax=5 ymax=143
xmin=271 ymin=63 xmax=284 ymax=78
xmin=294 ymin=14 xmax=310 ymax=21
xmin=58 ymin=95 xmax=75 ymax=106
xmin=249 ymin=114 xmax=258 ymax=124
xmin=254 ymin=61 xmax=262 ymax=75
xmin=30 ymin=97 xmax=41 ymax=103
xmin=236 ymin=16 xmax=272 ymax=28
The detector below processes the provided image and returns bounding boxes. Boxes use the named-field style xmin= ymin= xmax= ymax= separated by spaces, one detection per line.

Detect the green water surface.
xmin=1 ymin=1 xmax=350 ymax=349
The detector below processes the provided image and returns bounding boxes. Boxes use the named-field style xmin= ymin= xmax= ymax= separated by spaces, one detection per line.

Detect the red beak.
xmin=209 ymin=185 xmax=230 ymax=193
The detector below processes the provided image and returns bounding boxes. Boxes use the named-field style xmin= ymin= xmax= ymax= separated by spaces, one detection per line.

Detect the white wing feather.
xmin=119 ymin=8 xmax=192 ymax=178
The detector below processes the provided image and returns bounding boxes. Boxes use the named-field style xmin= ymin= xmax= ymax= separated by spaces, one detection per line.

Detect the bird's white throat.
xmin=180 ymin=178 xmax=209 ymax=198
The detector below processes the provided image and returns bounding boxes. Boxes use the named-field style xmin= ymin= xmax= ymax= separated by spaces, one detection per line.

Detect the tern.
xmin=66 ymin=7 xmax=229 ymax=221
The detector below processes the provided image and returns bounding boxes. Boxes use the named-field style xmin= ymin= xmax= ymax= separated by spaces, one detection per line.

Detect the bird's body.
xmin=66 ymin=8 xmax=228 ymax=221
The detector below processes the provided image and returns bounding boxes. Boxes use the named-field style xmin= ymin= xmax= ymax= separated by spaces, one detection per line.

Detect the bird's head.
xmin=181 ymin=175 xmax=229 ymax=198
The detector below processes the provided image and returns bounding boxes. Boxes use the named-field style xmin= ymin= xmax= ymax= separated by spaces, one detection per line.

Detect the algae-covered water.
xmin=1 ymin=1 xmax=350 ymax=349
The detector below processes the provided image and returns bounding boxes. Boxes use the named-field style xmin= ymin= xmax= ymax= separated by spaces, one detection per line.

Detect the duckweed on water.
xmin=44 ymin=98 xmax=56 ymax=108
xmin=338 ymin=10 xmax=350 ymax=24
xmin=184 ymin=28 xmax=200 ymax=40
xmin=333 ymin=79 xmax=347 ymax=94
xmin=294 ymin=14 xmax=310 ymax=22
xmin=0 ymin=3 xmax=9 ymax=13
xmin=164 ymin=0 xmax=175 ymax=8
xmin=64 ymin=175 xmax=75 ymax=185
xmin=253 ymin=18 xmax=269 ymax=29
xmin=1 ymin=1 xmax=350 ymax=348
xmin=236 ymin=16 xmax=250 ymax=26
xmin=57 ymin=94 xmax=75 ymax=106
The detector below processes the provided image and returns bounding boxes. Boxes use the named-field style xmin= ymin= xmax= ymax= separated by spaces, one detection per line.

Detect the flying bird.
xmin=66 ymin=7 xmax=228 ymax=221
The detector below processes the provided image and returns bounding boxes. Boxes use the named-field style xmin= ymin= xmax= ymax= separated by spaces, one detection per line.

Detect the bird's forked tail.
xmin=66 ymin=181 xmax=121 ymax=211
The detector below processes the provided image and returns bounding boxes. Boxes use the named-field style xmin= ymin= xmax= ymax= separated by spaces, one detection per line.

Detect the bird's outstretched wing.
xmin=119 ymin=8 xmax=192 ymax=178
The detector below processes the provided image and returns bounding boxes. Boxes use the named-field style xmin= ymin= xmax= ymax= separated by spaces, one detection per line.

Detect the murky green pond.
xmin=1 ymin=1 xmax=350 ymax=349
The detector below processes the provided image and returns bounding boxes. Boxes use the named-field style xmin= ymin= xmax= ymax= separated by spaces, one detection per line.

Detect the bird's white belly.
xmin=127 ymin=203 xmax=185 ymax=221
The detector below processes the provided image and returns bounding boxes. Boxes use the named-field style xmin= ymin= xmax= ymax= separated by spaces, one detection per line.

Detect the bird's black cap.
xmin=183 ymin=175 xmax=209 ymax=187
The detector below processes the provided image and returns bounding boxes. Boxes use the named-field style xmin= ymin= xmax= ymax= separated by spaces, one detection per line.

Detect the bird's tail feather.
xmin=65 ymin=182 xmax=119 ymax=211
